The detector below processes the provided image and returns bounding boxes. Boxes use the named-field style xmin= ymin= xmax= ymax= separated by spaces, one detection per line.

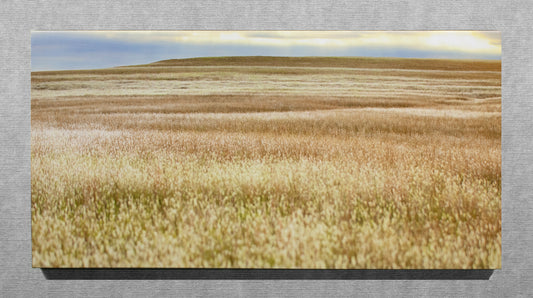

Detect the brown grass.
xmin=143 ymin=56 xmax=501 ymax=71
xmin=31 ymin=57 xmax=501 ymax=268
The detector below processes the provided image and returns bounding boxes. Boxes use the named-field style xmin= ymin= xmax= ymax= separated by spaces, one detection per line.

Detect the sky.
xmin=31 ymin=31 xmax=501 ymax=71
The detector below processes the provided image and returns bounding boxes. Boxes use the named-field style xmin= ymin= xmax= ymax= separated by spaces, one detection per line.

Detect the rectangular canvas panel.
xmin=31 ymin=31 xmax=501 ymax=268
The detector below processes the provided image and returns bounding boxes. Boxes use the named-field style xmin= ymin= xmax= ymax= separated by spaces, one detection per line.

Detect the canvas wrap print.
xmin=31 ymin=31 xmax=501 ymax=268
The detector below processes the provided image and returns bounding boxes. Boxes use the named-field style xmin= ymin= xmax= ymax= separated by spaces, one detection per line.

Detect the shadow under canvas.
xmin=41 ymin=269 xmax=494 ymax=280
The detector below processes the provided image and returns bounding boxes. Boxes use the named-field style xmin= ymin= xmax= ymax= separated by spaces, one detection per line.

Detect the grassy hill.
xmin=138 ymin=56 xmax=501 ymax=71
xmin=32 ymin=56 xmax=501 ymax=78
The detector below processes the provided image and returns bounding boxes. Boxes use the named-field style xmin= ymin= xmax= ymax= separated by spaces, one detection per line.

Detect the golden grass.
xmin=31 ymin=57 xmax=501 ymax=268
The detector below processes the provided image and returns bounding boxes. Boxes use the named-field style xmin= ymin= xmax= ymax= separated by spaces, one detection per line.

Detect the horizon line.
xmin=32 ymin=55 xmax=502 ymax=72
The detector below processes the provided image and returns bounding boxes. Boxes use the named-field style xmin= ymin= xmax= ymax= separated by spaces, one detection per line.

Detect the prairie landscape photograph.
xmin=31 ymin=31 xmax=501 ymax=268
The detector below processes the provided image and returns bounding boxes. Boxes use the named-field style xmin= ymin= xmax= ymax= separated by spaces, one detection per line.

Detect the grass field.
xmin=31 ymin=56 xmax=501 ymax=268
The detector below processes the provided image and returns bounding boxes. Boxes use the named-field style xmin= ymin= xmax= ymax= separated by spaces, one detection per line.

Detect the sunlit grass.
xmin=31 ymin=57 xmax=501 ymax=268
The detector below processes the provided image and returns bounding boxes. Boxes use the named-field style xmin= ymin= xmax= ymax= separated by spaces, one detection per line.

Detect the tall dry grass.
xmin=31 ymin=57 xmax=501 ymax=268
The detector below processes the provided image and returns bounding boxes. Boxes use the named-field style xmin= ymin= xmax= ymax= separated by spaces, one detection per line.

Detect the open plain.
xmin=31 ymin=57 xmax=501 ymax=268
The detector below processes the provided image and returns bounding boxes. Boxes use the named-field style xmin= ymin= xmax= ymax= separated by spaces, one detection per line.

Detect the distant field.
xmin=31 ymin=57 xmax=501 ymax=268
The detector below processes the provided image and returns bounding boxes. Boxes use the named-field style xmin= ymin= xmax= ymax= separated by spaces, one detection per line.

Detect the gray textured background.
xmin=1 ymin=0 xmax=532 ymax=296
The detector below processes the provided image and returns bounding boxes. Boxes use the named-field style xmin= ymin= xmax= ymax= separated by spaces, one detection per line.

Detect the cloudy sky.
xmin=31 ymin=31 xmax=501 ymax=71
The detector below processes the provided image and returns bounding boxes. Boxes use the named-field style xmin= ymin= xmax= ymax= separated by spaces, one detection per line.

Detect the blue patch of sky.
xmin=31 ymin=33 xmax=500 ymax=71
